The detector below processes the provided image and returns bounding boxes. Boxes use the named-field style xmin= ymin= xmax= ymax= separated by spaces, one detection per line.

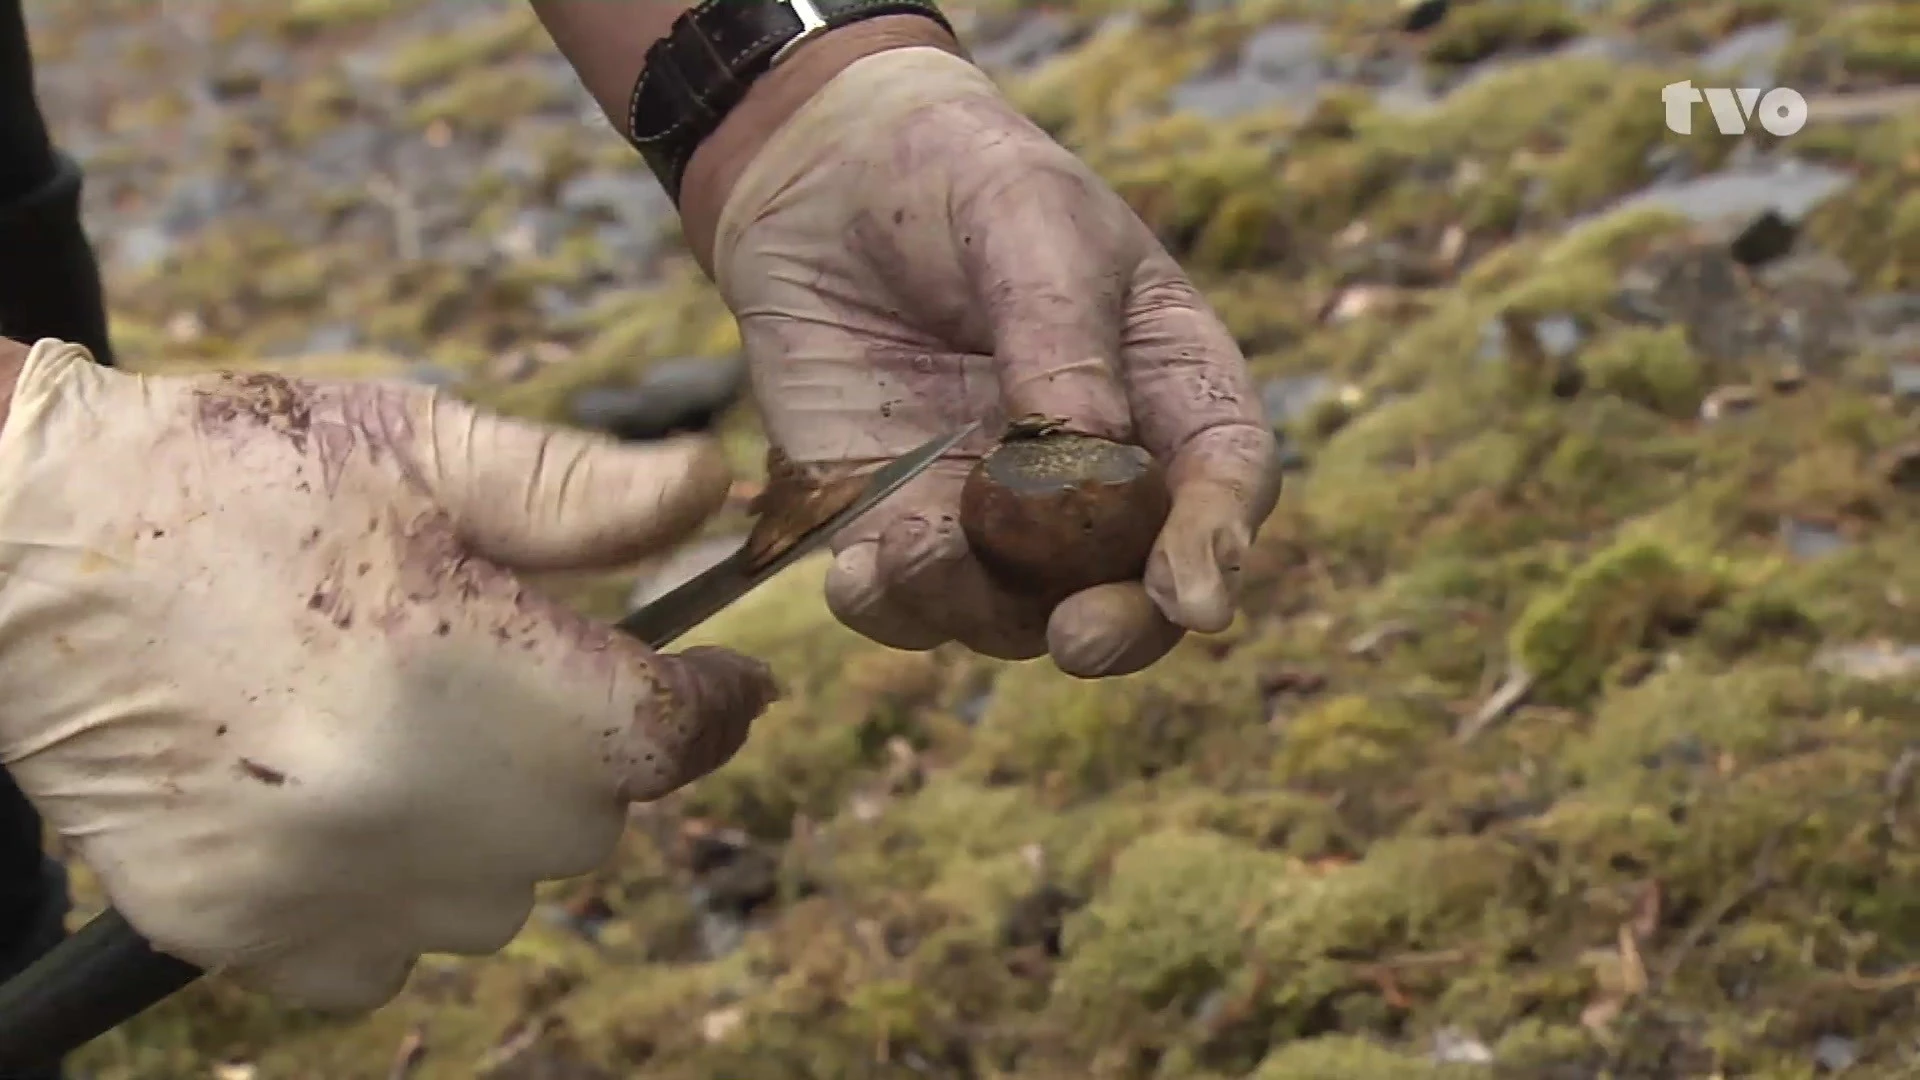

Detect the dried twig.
xmin=365 ymin=173 xmax=423 ymax=262
xmin=387 ymin=1026 xmax=426 ymax=1080
xmin=1457 ymin=664 xmax=1535 ymax=744
xmin=1882 ymin=745 xmax=1918 ymax=832
xmin=1838 ymin=963 xmax=1920 ymax=993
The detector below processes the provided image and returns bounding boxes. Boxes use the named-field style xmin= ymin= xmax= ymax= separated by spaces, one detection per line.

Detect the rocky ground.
xmin=22 ymin=0 xmax=1920 ymax=1076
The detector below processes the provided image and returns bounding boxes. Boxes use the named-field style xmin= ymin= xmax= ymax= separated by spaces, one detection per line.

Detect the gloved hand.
xmin=710 ymin=47 xmax=1282 ymax=679
xmin=0 ymin=340 xmax=775 ymax=1012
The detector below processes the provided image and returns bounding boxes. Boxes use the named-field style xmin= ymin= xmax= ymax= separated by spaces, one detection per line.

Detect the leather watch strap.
xmin=626 ymin=0 xmax=951 ymax=204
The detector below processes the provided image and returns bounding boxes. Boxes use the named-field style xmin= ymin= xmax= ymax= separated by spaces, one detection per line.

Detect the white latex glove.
xmin=0 ymin=340 xmax=775 ymax=1012
xmin=712 ymin=47 xmax=1282 ymax=679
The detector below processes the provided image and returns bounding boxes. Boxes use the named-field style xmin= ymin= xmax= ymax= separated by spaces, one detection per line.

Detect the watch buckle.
xmin=770 ymin=0 xmax=831 ymax=66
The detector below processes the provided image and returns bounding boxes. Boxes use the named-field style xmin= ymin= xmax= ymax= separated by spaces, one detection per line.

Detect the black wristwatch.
xmin=626 ymin=0 xmax=952 ymax=204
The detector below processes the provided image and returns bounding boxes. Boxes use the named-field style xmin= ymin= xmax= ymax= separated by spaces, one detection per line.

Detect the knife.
xmin=0 ymin=423 xmax=975 ymax=1070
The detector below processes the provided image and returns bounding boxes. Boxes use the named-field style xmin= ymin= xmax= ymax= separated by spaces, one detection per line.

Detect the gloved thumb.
xmin=419 ymin=395 xmax=732 ymax=572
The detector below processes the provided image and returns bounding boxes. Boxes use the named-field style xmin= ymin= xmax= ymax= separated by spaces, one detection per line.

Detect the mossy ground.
xmin=23 ymin=0 xmax=1920 ymax=1076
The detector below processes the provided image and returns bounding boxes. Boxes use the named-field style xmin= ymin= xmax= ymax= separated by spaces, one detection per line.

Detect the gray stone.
xmin=1534 ymin=315 xmax=1585 ymax=358
xmin=1814 ymin=642 xmax=1920 ymax=682
xmin=494 ymin=208 xmax=565 ymax=260
xmin=1812 ymin=1033 xmax=1860 ymax=1073
xmin=1260 ymin=373 xmax=1336 ymax=426
xmin=112 ymin=224 xmax=176 ymax=276
xmin=1430 ymin=1026 xmax=1494 ymax=1065
xmin=1612 ymin=159 xmax=1856 ymax=227
xmin=559 ymin=170 xmax=671 ymax=233
xmin=1779 ymin=517 xmax=1849 ymax=560
xmin=970 ymin=11 xmax=1081 ymax=73
xmin=403 ymin=363 xmax=464 ymax=388
xmin=570 ymin=354 xmax=749 ymax=441
xmin=1170 ymin=24 xmax=1328 ymax=120
xmin=263 ymin=322 xmax=361 ymax=360
xmin=1696 ymin=21 xmax=1793 ymax=87
xmin=1478 ymin=316 xmax=1585 ymax=365
xmin=1888 ymin=362 xmax=1920 ymax=400
xmin=1855 ymin=293 xmax=1920 ymax=338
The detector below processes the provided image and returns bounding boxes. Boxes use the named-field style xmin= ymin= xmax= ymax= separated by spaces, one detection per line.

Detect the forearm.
xmin=530 ymin=1 xmax=963 ymax=269
xmin=530 ymin=1 xmax=684 ymax=124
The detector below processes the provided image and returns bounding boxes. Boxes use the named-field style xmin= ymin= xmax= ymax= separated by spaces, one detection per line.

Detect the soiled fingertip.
xmin=1048 ymin=583 xmax=1185 ymax=678
xmin=623 ymin=645 xmax=779 ymax=799
xmin=659 ymin=645 xmax=781 ymax=727
xmin=826 ymin=544 xmax=950 ymax=651
xmin=1145 ymin=547 xmax=1240 ymax=634
xmin=1144 ymin=486 xmax=1253 ymax=633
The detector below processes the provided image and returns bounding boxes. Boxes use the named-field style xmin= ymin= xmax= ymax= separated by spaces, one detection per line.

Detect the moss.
xmin=1252 ymin=836 xmax=1536 ymax=1012
xmin=674 ymin=556 xmax=955 ymax=839
xmin=1273 ymin=693 xmax=1443 ymax=788
xmin=485 ymin=264 xmax=743 ymax=424
xmin=405 ymin=68 xmax=569 ymax=134
xmin=1510 ymin=537 xmax=1730 ymax=704
xmin=1579 ymin=325 xmax=1706 ymax=418
xmin=1055 ymin=829 xmax=1287 ymax=1043
xmin=1805 ymin=130 xmax=1920 ymax=290
xmin=1006 ymin=19 xmax=1209 ymax=143
xmin=1536 ymin=68 xmax=1735 ymax=218
xmin=1254 ymin=1034 xmax=1472 ymax=1078
xmin=1783 ymin=2 xmax=1920 ymax=86
xmin=274 ymin=0 xmax=396 ymax=36
xmin=382 ymin=8 xmax=540 ymax=90
xmin=1476 ymin=207 xmax=1691 ymax=320
xmin=964 ymin=640 xmax=1264 ymax=800
xmin=1488 ymin=1019 xmax=1601 ymax=1077
xmin=1534 ymin=398 xmax=1697 ymax=522
xmin=1421 ymin=1 xmax=1584 ymax=67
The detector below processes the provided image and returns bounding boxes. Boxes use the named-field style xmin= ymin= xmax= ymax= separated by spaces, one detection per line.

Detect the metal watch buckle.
xmin=769 ymin=0 xmax=830 ymax=66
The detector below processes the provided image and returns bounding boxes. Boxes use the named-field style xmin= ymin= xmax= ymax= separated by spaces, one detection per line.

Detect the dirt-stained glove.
xmin=0 ymin=340 xmax=775 ymax=1012
xmin=711 ymin=47 xmax=1282 ymax=678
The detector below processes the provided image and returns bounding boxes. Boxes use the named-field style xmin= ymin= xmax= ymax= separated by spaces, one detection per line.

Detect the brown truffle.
xmin=960 ymin=421 xmax=1171 ymax=600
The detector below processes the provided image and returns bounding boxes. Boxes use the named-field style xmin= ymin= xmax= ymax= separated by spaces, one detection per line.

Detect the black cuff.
xmin=0 ymin=861 xmax=67 ymax=981
xmin=0 ymin=153 xmax=114 ymax=366
xmin=626 ymin=0 xmax=951 ymax=204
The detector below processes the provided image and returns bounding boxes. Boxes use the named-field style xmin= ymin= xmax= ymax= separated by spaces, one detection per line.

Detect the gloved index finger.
xmin=953 ymin=139 xmax=1139 ymax=440
xmin=1120 ymin=245 xmax=1279 ymax=500
xmin=1111 ymin=245 xmax=1284 ymax=636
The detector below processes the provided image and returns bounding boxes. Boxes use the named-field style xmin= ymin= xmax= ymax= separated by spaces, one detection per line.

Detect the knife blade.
xmin=618 ymin=422 xmax=975 ymax=645
xmin=0 ymin=423 xmax=976 ymax=1070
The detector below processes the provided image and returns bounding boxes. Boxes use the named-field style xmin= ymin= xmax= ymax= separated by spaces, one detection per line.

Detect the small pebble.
xmin=1888 ymin=362 xmax=1920 ymax=400
xmin=1779 ymin=517 xmax=1849 ymax=560
xmin=1813 ymin=642 xmax=1920 ymax=682
xmin=1431 ymin=1026 xmax=1494 ymax=1065
xmin=1812 ymin=1033 xmax=1859 ymax=1072
xmin=1700 ymin=385 xmax=1761 ymax=422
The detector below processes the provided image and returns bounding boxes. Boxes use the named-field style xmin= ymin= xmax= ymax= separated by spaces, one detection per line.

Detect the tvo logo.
xmin=1662 ymin=80 xmax=1808 ymax=136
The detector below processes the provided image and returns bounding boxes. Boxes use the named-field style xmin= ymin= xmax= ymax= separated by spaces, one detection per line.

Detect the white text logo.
xmin=1662 ymin=80 xmax=1807 ymax=136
